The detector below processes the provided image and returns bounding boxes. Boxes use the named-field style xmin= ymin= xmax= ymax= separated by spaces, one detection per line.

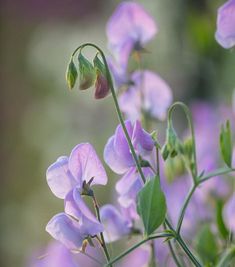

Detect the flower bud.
xmin=78 ymin=53 xmax=95 ymax=90
xmin=66 ymin=59 xmax=78 ymax=89
xmin=93 ymin=55 xmax=110 ymax=99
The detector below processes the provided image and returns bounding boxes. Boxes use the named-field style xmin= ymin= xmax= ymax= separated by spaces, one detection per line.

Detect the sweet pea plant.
xmin=42 ymin=2 xmax=235 ymax=267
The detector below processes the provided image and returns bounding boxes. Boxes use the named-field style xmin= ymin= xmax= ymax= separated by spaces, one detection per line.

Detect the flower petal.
xmin=46 ymin=213 xmax=83 ymax=250
xmin=46 ymin=156 xmax=77 ymax=199
xmin=215 ymin=0 xmax=235 ymax=49
xmin=104 ymin=122 xmax=134 ymax=174
xmin=107 ymin=2 xmax=157 ymax=48
xmin=65 ymin=189 xmax=103 ymax=236
xmin=69 ymin=143 xmax=107 ymax=187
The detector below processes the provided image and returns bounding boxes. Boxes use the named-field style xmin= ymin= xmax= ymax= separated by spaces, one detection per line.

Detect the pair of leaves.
xmin=137 ymin=176 xmax=166 ymax=236
xmin=220 ymin=120 xmax=232 ymax=168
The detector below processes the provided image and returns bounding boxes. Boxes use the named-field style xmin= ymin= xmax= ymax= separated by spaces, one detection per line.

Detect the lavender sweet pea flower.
xmin=100 ymin=204 xmax=132 ymax=243
xmin=223 ymin=193 xmax=235 ymax=233
xmin=47 ymin=143 xmax=107 ymax=199
xmin=215 ymin=0 xmax=235 ymax=49
xmin=107 ymin=2 xmax=157 ymax=70
xmin=119 ymin=70 xmax=173 ymax=121
xmin=104 ymin=120 xmax=154 ymax=174
xmin=46 ymin=189 xmax=103 ymax=250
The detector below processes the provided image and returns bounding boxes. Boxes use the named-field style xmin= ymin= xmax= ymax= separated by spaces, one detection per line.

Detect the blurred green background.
xmin=1 ymin=0 xmax=235 ymax=266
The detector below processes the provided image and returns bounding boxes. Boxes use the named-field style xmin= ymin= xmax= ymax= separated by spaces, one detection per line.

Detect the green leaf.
xmin=195 ymin=224 xmax=218 ymax=265
xmin=66 ymin=59 xmax=78 ymax=89
xmin=216 ymin=200 xmax=229 ymax=240
xmin=78 ymin=53 xmax=95 ymax=90
xmin=220 ymin=120 xmax=232 ymax=168
xmin=137 ymin=176 xmax=166 ymax=236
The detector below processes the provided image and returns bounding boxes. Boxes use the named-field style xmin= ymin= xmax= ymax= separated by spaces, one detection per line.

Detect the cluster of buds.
xmin=66 ymin=52 xmax=110 ymax=99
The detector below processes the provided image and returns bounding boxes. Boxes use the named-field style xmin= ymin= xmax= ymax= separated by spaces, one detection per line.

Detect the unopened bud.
xmin=93 ymin=55 xmax=110 ymax=99
xmin=78 ymin=53 xmax=95 ymax=90
xmin=66 ymin=59 xmax=78 ymax=89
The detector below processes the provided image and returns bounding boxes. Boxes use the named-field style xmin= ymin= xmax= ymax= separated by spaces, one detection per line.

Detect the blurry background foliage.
xmin=1 ymin=0 xmax=235 ymax=266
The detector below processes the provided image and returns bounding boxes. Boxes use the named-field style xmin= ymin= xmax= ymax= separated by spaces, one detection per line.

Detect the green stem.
xmin=71 ymin=43 xmax=146 ymax=183
xmin=176 ymin=185 xmax=197 ymax=234
xmin=199 ymin=167 xmax=235 ymax=184
xmin=176 ymin=167 xmax=235 ymax=234
xmin=104 ymin=233 xmax=174 ymax=267
xmin=166 ymin=219 xmax=202 ymax=267
xmin=163 ymin=222 xmax=182 ymax=267
xmin=149 ymin=241 xmax=156 ymax=267
xmin=176 ymin=236 xmax=202 ymax=267
xmin=168 ymin=102 xmax=198 ymax=182
xmin=92 ymin=196 xmax=112 ymax=266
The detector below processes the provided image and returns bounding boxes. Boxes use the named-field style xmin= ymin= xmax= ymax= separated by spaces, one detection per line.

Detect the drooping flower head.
xmin=119 ymin=70 xmax=173 ymax=121
xmin=104 ymin=120 xmax=154 ymax=174
xmin=107 ymin=2 xmax=157 ymax=70
xmin=46 ymin=189 xmax=103 ymax=250
xmin=215 ymin=0 xmax=235 ymax=48
xmin=46 ymin=143 xmax=107 ymax=199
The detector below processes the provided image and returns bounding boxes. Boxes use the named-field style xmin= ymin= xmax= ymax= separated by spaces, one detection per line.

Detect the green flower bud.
xmin=66 ymin=59 xmax=78 ymax=89
xmin=78 ymin=53 xmax=95 ymax=90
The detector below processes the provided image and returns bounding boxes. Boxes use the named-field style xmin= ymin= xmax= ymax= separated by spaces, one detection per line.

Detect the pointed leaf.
xmin=137 ymin=176 xmax=166 ymax=236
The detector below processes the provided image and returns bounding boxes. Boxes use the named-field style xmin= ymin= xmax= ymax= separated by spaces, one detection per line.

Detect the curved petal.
xmin=46 ymin=213 xmax=83 ymax=250
xmin=107 ymin=2 xmax=157 ymax=47
xmin=69 ymin=143 xmax=107 ymax=187
xmin=104 ymin=122 xmax=134 ymax=174
xmin=65 ymin=189 xmax=103 ymax=236
xmin=46 ymin=156 xmax=77 ymax=199
xmin=100 ymin=204 xmax=131 ymax=243
xmin=132 ymin=120 xmax=154 ymax=153
xmin=215 ymin=0 xmax=235 ymax=49
xmin=131 ymin=70 xmax=173 ymax=121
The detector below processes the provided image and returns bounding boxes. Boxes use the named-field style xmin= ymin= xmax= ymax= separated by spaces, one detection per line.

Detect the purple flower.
xmin=223 ymin=193 xmax=235 ymax=233
xmin=106 ymin=2 xmax=157 ymax=70
xmin=119 ymin=70 xmax=173 ymax=121
xmin=46 ymin=143 xmax=107 ymax=199
xmin=46 ymin=189 xmax=103 ymax=250
xmin=104 ymin=120 xmax=154 ymax=174
xmin=28 ymin=242 xmax=77 ymax=267
xmin=215 ymin=0 xmax=235 ymax=49
xmin=100 ymin=204 xmax=132 ymax=243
